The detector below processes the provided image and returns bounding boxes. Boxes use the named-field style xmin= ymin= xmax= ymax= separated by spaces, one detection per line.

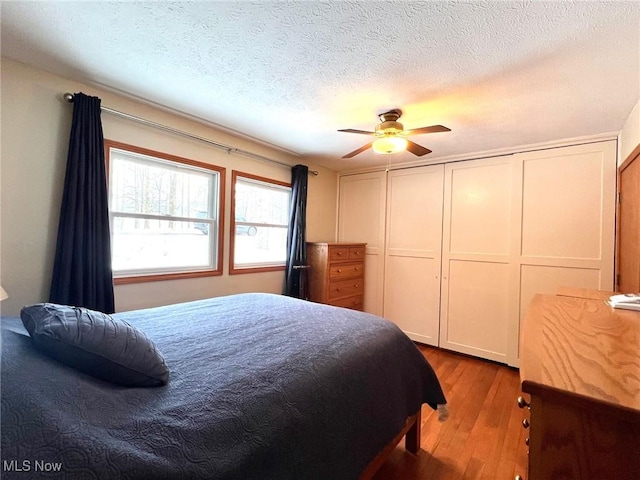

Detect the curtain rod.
xmin=63 ymin=93 xmax=318 ymax=176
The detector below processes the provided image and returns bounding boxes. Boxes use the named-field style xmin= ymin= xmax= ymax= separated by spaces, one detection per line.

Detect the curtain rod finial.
xmin=63 ymin=93 xmax=74 ymax=103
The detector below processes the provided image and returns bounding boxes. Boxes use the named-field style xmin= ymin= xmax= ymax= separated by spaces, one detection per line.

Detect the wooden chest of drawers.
xmin=518 ymin=290 xmax=640 ymax=480
xmin=307 ymin=242 xmax=366 ymax=311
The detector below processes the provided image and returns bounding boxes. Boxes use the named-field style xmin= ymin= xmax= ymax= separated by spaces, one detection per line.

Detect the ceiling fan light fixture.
xmin=372 ymin=136 xmax=408 ymax=155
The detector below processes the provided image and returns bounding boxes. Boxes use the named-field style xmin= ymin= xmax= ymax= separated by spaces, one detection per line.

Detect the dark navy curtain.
xmin=284 ymin=164 xmax=308 ymax=298
xmin=49 ymin=93 xmax=115 ymax=313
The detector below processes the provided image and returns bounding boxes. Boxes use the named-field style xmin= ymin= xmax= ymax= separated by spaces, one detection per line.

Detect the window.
xmin=105 ymin=140 xmax=225 ymax=283
xmin=230 ymin=171 xmax=291 ymax=274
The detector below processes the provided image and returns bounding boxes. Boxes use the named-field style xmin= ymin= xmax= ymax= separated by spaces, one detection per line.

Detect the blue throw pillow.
xmin=21 ymin=303 xmax=169 ymax=387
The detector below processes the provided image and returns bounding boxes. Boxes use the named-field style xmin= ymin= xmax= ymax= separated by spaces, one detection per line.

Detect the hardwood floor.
xmin=372 ymin=345 xmax=529 ymax=480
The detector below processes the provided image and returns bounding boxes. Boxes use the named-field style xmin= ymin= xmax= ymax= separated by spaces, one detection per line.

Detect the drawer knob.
xmin=354 ymin=267 xmax=359 ymax=271
xmin=354 ymin=251 xmax=360 ymax=255
xmin=337 ymin=252 xmax=343 ymax=256
xmin=525 ymin=437 xmax=529 ymax=446
xmin=337 ymin=269 xmax=342 ymax=273
xmin=517 ymin=396 xmax=530 ymax=409
xmin=515 ymin=476 xmax=524 ymax=480
xmin=354 ymin=284 xmax=359 ymax=288
xmin=336 ymin=288 xmax=341 ymax=292
xmin=522 ymin=419 xmax=530 ymax=429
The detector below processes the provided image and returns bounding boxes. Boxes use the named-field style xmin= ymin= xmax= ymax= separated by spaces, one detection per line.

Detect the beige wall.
xmin=620 ymin=99 xmax=640 ymax=165
xmin=0 ymin=58 xmax=338 ymax=315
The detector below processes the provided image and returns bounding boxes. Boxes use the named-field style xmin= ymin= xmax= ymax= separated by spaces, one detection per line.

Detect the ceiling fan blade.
xmin=338 ymin=129 xmax=376 ymax=135
xmin=406 ymin=140 xmax=432 ymax=157
xmin=405 ymin=125 xmax=451 ymax=135
xmin=342 ymin=143 xmax=373 ymax=158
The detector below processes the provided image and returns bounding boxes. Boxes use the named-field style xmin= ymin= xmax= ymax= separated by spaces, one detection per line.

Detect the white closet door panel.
xmin=519 ymin=265 xmax=601 ymax=321
xmin=384 ymin=165 xmax=444 ymax=344
xmin=513 ymin=140 xmax=617 ymax=366
xmin=338 ymin=172 xmax=387 ymax=315
xmin=387 ymin=169 xmax=443 ymax=251
xmin=521 ymin=147 xmax=610 ymax=260
xmin=441 ymin=157 xmax=515 ymax=363
xmin=338 ymin=173 xmax=386 ymax=246
xmin=385 ymin=256 xmax=440 ymax=345
xmin=443 ymin=260 xmax=510 ymax=362
xmin=448 ymin=161 xmax=512 ymax=255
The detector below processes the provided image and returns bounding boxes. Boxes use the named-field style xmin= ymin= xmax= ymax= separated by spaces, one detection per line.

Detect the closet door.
xmin=384 ymin=165 xmax=444 ymax=345
xmin=439 ymin=157 xmax=516 ymax=364
xmin=337 ymin=171 xmax=386 ymax=315
xmin=515 ymin=141 xmax=617 ymax=341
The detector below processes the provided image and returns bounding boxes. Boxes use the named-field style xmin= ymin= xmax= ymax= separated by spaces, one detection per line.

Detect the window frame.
xmin=229 ymin=170 xmax=291 ymax=275
xmin=105 ymin=140 xmax=226 ymax=284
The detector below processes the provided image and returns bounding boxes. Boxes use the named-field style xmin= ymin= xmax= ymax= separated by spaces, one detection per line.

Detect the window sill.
xmin=229 ymin=265 xmax=285 ymax=275
xmin=114 ymin=269 xmax=222 ymax=285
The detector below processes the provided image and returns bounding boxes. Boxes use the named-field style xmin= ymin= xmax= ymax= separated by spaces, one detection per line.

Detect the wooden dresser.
xmin=518 ymin=290 xmax=640 ymax=480
xmin=306 ymin=242 xmax=366 ymax=311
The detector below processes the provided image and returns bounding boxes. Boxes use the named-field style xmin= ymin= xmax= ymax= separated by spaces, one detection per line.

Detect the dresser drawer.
xmin=328 ymin=278 xmax=364 ymax=300
xmin=330 ymin=294 xmax=364 ymax=311
xmin=329 ymin=246 xmax=350 ymax=262
xmin=329 ymin=262 xmax=363 ymax=280
xmin=349 ymin=246 xmax=365 ymax=260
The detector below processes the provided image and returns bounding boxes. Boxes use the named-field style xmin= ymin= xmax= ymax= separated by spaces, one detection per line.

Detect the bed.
xmin=1 ymin=293 xmax=446 ymax=479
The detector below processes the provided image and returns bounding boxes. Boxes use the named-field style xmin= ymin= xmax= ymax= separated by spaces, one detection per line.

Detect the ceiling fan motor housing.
xmin=376 ymin=109 xmax=404 ymax=136
xmin=378 ymin=109 xmax=402 ymax=122
xmin=375 ymin=121 xmax=404 ymax=136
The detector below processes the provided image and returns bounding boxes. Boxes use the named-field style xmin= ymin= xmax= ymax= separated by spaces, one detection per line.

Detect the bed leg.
xmin=405 ymin=409 xmax=421 ymax=454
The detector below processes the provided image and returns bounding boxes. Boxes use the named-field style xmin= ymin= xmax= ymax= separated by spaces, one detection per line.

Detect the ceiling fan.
xmin=338 ymin=109 xmax=450 ymax=158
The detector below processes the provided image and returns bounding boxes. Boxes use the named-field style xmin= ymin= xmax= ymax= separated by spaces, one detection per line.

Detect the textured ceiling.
xmin=2 ymin=1 xmax=639 ymax=171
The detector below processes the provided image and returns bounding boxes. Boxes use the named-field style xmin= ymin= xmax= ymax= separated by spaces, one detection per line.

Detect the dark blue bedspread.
xmin=1 ymin=293 xmax=446 ymax=479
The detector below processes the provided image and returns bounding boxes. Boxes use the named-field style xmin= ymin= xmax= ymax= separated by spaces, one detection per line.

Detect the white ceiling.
xmin=2 ymin=1 xmax=639 ymax=171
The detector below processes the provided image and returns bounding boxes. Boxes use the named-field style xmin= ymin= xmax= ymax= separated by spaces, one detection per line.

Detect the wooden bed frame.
xmin=360 ymin=409 xmax=422 ymax=479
